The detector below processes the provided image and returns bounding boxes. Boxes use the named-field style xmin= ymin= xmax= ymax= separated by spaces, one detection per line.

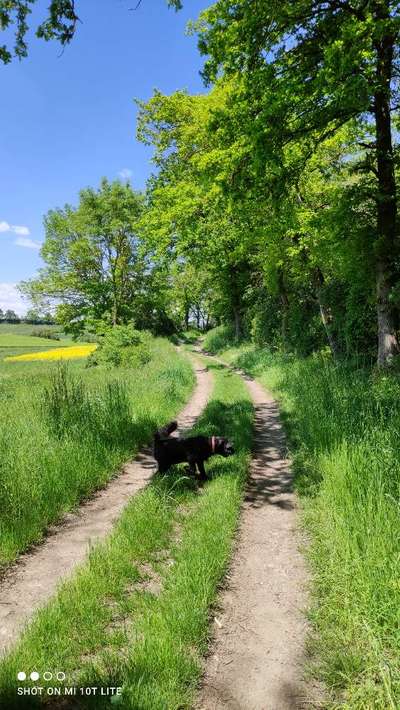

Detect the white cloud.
xmin=0 ymin=221 xmax=30 ymax=235
xmin=12 ymin=225 xmax=30 ymax=236
xmin=14 ymin=236 xmax=41 ymax=250
xmin=118 ymin=168 xmax=133 ymax=180
xmin=0 ymin=283 xmax=28 ymax=315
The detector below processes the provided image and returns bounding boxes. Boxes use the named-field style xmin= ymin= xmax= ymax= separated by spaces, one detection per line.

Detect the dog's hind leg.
xmin=187 ymin=456 xmax=197 ymax=476
xmin=157 ymin=461 xmax=170 ymax=474
xmin=197 ymin=459 xmax=208 ymax=481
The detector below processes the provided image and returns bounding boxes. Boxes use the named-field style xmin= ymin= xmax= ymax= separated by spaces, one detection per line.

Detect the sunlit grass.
xmin=206 ymin=331 xmax=400 ymax=709
xmin=0 ymin=338 xmax=194 ymax=564
xmin=0 ymin=361 xmax=253 ymax=710
xmin=5 ymin=344 xmax=97 ymax=362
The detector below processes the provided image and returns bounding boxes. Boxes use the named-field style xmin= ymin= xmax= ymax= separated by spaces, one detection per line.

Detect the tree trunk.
xmin=229 ymin=264 xmax=243 ymax=341
xmin=373 ymin=4 xmax=399 ymax=366
xmin=112 ymin=293 xmax=118 ymax=327
xmin=107 ymin=245 xmax=118 ymax=327
xmin=277 ymin=268 xmax=289 ymax=351
xmin=317 ymin=295 xmax=340 ymax=359
xmin=376 ymin=259 xmax=399 ymax=365
xmin=184 ymin=305 xmax=189 ymax=330
xmin=233 ymin=307 xmax=242 ymax=340
xmin=314 ymin=268 xmax=340 ymax=359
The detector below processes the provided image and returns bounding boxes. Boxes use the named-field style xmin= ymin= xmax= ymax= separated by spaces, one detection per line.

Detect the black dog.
xmin=153 ymin=421 xmax=234 ymax=481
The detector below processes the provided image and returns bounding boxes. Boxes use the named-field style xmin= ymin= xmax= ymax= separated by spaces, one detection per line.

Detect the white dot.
xmin=56 ymin=671 xmax=65 ymax=681
xmin=30 ymin=671 xmax=40 ymax=681
xmin=17 ymin=671 xmax=26 ymax=681
xmin=43 ymin=671 xmax=52 ymax=681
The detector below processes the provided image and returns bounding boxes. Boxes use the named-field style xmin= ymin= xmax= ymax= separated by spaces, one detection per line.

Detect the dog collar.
xmin=211 ymin=436 xmax=216 ymax=454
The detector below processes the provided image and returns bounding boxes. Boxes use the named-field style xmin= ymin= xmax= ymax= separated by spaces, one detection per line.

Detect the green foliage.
xmin=0 ymin=0 xmax=79 ymax=64
xmin=20 ymin=178 xmax=145 ymax=329
xmin=2 ymin=309 xmax=20 ymax=322
xmin=136 ymin=72 xmax=389 ymax=360
xmin=192 ymin=0 xmax=400 ymax=366
xmin=87 ymin=325 xmax=151 ymax=369
xmin=137 ymin=83 xmax=256 ymax=337
xmin=20 ymin=179 xmax=180 ymax=337
xmin=203 ymin=324 xmax=236 ymax=353
xmin=41 ymin=365 xmax=132 ymax=444
xmin=31 ymin=328 xmax=60 ymax=340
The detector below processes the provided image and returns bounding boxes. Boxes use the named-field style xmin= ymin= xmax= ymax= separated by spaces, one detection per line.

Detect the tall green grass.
xmin=206 ymin=333 xmax=400 ymax=709
xmin=0 ymin=338 xmax=194 ymax=565
xmin=0 ymin=362 xmax=253 ymax=709
xmin=203 ymin=324 xmax=238 ymax=353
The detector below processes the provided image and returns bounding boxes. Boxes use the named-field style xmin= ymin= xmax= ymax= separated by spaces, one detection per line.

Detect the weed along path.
xmin=0 ymin=355 xmax=213 ymax=658
xmin=197 ymin=353 xmax=309 ymax=710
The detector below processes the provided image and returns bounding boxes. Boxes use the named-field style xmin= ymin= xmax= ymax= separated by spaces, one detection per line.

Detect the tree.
xmin=137 ymin=84 xmax=257 ymax=340
xmin=0 ymin=0 xmax=182 ymax=63
xmin=4 ymin=309 xmax=20 ymax=322
xmin=20 ymin=179 xmax=148 ymax=334
xmin=25 ymin=307 xmax=42 ymax=323
xmin=24 ymin=307 xmax=55 ymax=323
xmin=193 ymin=0 xmax=400 ymax=366
xmin=169 ymin=262 xmax=214 ymax=330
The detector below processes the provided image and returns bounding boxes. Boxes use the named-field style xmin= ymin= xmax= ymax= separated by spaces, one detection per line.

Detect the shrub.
xmin=202 ymin=324 xmax=237 ymax=353
xmin=87 ymin=325 xmax=151 ymax=368
xmin=76 ymin=332 xmax=99 ymax=344
xmin=31 ymin=328 xmax=60 ymax=341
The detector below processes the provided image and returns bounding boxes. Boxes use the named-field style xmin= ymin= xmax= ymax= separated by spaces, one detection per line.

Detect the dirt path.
xmin=0 ymin=355 xmax=213 ymax=658
xmin=197 ymin=356 xmax=311 ymax=710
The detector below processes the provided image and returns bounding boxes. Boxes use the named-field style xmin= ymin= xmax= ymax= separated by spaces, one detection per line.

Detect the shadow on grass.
xmin=232 ymin=345 xmax=400 ymax=499
xmin=203 ymin=359 xmax=297 ymax=509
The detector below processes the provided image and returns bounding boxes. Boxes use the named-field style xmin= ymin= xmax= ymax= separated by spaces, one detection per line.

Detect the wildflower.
xmin=5 ymin=345 xmax=97 ymax=363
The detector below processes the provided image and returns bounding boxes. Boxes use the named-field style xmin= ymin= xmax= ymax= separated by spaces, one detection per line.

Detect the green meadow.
xmin=0 ymin=337 xmax=194 ymax=564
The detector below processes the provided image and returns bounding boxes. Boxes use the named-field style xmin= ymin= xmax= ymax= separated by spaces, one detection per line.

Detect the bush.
xmin=202 ymin=325 xmax=237 ymax=353
xmin=87 ymin=325 xmax=151 ymax=368
xmin=31 ymin=328 xmax=60 ymax=341
xmin=249 ymin=296 xmax=281 ymax=348
xmin=76 ymin=332 xmax=99 ymax=344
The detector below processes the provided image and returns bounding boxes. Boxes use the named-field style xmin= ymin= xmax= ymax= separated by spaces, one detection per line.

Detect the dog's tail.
xmin=154 ymin=420 xmax=178 ymax=440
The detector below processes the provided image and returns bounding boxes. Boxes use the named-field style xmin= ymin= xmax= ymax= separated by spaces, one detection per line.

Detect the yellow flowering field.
xmin=5 ymin=344 xmax=97 ymax=362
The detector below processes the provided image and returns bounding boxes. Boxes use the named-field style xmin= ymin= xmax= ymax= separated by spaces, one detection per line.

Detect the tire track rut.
xmin=197 ymin=354 xmax=313 ymax=710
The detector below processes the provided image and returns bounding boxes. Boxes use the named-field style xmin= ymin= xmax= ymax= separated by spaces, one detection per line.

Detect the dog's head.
xmin=216 ymin=437 xmax=235 ymax=457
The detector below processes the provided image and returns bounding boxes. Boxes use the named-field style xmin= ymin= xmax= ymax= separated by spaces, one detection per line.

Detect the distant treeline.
xmin=0 ymin=308 xmax=55 ymax=325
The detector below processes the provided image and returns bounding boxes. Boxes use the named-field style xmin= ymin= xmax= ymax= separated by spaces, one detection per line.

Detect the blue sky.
xmin=0 ymin=0 xmax=207 ymax=314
